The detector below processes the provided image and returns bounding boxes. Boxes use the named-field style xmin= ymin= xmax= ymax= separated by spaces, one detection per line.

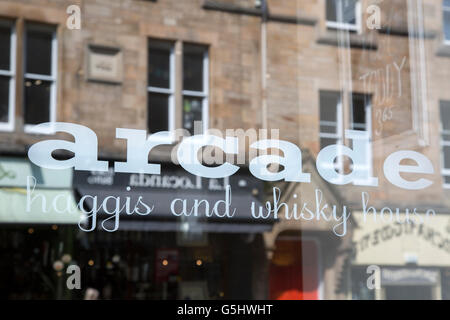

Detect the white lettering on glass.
xmin=26 ymin=123 xmax=436 ymax=190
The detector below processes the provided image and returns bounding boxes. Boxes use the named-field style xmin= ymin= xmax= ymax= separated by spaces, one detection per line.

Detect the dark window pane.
xmin=320 ymin=91 xmax=339 ymax=123
xmin=320 ymin=137 xmax=337 ymax=149
xmin=183 ymin=49 xmax=204 ymax=92
xmin=440 ymin=101 xmax=450 ymax=131
xmin=24 ymin=79 xmax=51 ymax=125
xmin=443 ymin=133 xmax=450 ymax=141
xmin=327 ymin=0 xmax=357 ymax=24
xmin=320 ymin=124 xmax=337 ymax=134
xmin=148 ymin=93 xmax=169 ymax=133
xmin=26 ymin=28 xmax=53 ymax=76
xmin=352 ymin=93 xmax=368 ymax=130
xmin=0 ymin=26 xmax=11 ymax=71
xmin=445 ymin=176 xmax=450 ymax=185
xmin=0 ymin=76 xmax=10 ymax=123
xmin=444 ymin=146 xmax=450 ymax=169
xmin=183 ymin=96 xmax=203 ymax=134
xmin=445 ymin=11 xmax=450 ymax=41
xmin=341 ymin=0 xmax=357 ymax=24
xmin=326 ymin=0 xmax=338 ymax=22
xmin=148 ymin=47 xmax=171 ymax=89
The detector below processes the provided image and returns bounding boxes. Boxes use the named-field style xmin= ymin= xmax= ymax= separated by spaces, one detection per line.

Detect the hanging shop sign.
xmin=380 ymin=267 xmax=439 ymax=286
xmin=353 ymin=211 xmax=450 ymax=266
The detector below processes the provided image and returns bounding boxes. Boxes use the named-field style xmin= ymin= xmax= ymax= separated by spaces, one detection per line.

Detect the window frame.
xmin=444 ymin=0 xmax=450 ymax=44
xmin=319 ymin=90 xmax=372 ymax=176
xmin=440 ymin=101 xmax=450 ymax=188
xmin=326 ymin=0 xmax=362 ymax=33
xmin=23 ymin=23 xmax=58 ymax=135
xmin=319 ymin=90 xmax=344 ymax=174
xmin=182 ymin=45 xmax=209 ymax=134
xmin=147 ymin=41 xmax=176 ymax=139
xmin=0 ymin=20 xmax=16 ymax=132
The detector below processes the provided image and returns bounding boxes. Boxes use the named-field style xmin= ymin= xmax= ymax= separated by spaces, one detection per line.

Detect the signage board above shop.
xmin=381 ymin=267 xmax=439 ymax=286
xmin=73 ymin=164 xmax=274 ymax=233
xmin=353 ymin=211 xmax=450 ymax=267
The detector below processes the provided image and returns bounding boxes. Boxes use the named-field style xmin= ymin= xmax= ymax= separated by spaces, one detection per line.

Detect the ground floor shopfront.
xmin=0 ymin=226 xmax=268 ymax=300
xmin=0 ymin=156 xmax=352 ymax=300
xmin=351 ymin=211 xmax=450 ymax=300
xmin=0 ymin=157 xmax=274 ymax=299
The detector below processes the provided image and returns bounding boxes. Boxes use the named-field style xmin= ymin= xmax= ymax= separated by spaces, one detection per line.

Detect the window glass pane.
xmin=148 ymin=46 xmax=171 ymax=89
xmin=24 ymin=79 xmax=51 ymax=125
xmin=320 ymin=91 xmax=339 ymax=124
xmin=320 ymin=137 xmax=338 ymax=149
xmin=327 ymin=0 xmax=357 ymax=24
xmin=445 ymin=176 xmax=450 ymax=185
xmin=183 ymin=96 xmax=203 ymax=134
xmin=26 ymin=28 xmax=53 ymax=76
xmin=444 ymin=146 xmax=450 ymax=169
xmin=148 ymin=93 xmax=169 ymax=133
xmin=326 ymin=0 xmax=338 ymax=22
xmin=352 ymin=93 xmax=368 ymax=130
xmin=320 ymin=125 xmax=337 ymax=134
xmin=183 ymin=47 xmax=204 ymax=92
xmin=341 ymin=0 xmax=357 ymax=24
xmin=445 ymin=0 xmax=450 ymax=8
xmin=0 ymin=76 xmax=10 ymax=123
xmin=445 ymin=11 xmax=450 ymax=40
xmin=0 ymin=25 xmax=11 ymax=71
xmin=440 ymin=101 xmax=450 ymax=131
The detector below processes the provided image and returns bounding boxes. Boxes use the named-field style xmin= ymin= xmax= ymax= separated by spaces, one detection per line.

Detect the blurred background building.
xmin=0 ymin=0 xmax=449 ymax=300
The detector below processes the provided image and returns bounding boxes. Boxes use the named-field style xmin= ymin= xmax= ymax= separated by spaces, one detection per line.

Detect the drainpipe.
xmin=261 ymin=0 xmax=268 ymax=130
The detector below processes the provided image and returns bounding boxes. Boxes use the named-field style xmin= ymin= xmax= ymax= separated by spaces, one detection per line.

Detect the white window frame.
xmin=182 ymin=48 xmax=209 ymax=134
xmin=147 ymin=42 xmax=175 ymax=142
xmin=441 ymin=137 xmax=450 ymax=189
xmin=326 ymin=0 xmax=362 ymax=33
xmin=444 ymin=0 xmax=450 ymax=44
xmin=319 ymin=91 xmax=372 ymax=177
xmin=319 ymin=91 xmax=344 ymax=174
xmin=0 ymin=20 xmax=16 ymax=132
xmin=440 ymin=101 xmax=450 ymax=188
xmin=23 ymin=23 xmax=58 ymax=135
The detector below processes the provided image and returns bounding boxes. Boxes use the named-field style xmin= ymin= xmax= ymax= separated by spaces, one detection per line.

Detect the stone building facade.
xmin=0 ymin=0 xmax=450 ymax=300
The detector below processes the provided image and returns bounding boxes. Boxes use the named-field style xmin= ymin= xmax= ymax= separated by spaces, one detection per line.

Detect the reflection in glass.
xmin=319 ymin=91 xmax=340 ymax=149
xmin=148 ymin=46 xmax=171 ymax=89
xmin=183 ymin=96 xmax=203 ymax=135
xmin=326 ymin=0 xmax=357 ymax=25
xmin=183 ymin=48 xmax=204 ymax=92
xmin=24 ymin=80 xmax=51 ymax=125
xmin=148 ymin=93 xmax=169 ymax=133
xmin=351 ymin=93 xmax=370 ymax=131
xmin=0 ymin=76 xmax=9 ymax=123
xmin=0 ymin=26 xmax=10 ymax=71
xmin=26 ymin=29 xmax=52 ymax=76
xmin=444 ymin=0 xmax=450 ymax=41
